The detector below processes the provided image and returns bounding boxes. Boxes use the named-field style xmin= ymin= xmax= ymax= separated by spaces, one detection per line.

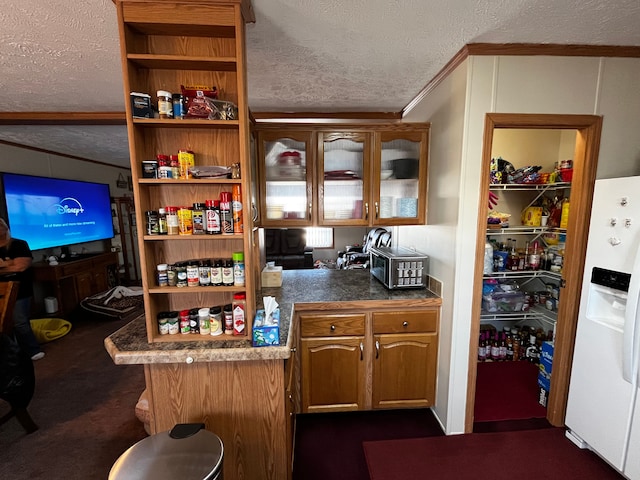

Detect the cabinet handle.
xmin=308 ymin=202 xmax=312 ymax=220
xmin=375 ymin=202 xmax=379 ymax=219
xmin=251 ymin=202 xmax=258 ymax=222
xmin=365 ymin=202 xmax=369 ymax=220
xmin=330 ymin=324 xmax=336 ymax=331
xmin=403 ymin=321 xmax=409 ymax=327
xmin=375 ymin=340 xmax=380 ymax=359
xmin=360 ymin=342 xmax=364 ymax=360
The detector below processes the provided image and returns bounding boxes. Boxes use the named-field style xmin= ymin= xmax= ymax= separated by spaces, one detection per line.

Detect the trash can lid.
xmin=109 ymin=423 xmax=223 ymax=480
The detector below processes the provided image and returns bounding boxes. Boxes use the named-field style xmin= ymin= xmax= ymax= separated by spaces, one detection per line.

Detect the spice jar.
xmin=166 ymin=206 xmax=179 ymax=235
xmin=222 ymin=259 xmax=234 ymax=286
xmin=145 ymin=210 xmax=159 ymax=235
xmin=166 ymin=264 xmax=177 ymax=286
xmin=232 ymin=293 xmax=246 ymax=336
xmin=186 ymin=260 xmax=200 ymax=287
xmin=211 ymin=259 xmax=223 ymax=286
xmin=172 ymin=93 xmax=184 ymax=119
xmin=157 ymin=90 xmax=173 ymax=119
xmin=192 ymin=203 xmax=205 ymax=235
xmin=167 ymin=311 xmax=179 ymax=335
xmin=175 ymin=262 xmax=188 ymax=287
xmin=223 ymin=304 xmax=233 ymax=335
xmin=198 ymin=259 xmax=211 ymax=286
xmin=179 ymin=309 xmax=190 ymax=334
xmin=156 ymin=263 xmax=168 ymax=287
xmin=232 ymin=252 xmax=245 ymax=287
xmin=198 ymin=307 xmax=211 ymax=335
xmin=178 ymin=206 xmax=193 ymax=235
xmin=157 ymin=207 xmax=168 ymax=235
xmin=209 ymin=306 xmax=223 ymax=336
xmin=157 ymin=312 xmax=169 ymax=335
xmin=189 ymin=308 xmax=200 ymax=334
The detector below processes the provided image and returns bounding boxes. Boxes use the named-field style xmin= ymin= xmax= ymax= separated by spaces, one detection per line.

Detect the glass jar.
xmin=211 ymin=259 xmax=223 ymax=286
xmin=186 ymin=261 xmax=200 ymax=287
xmin=222 ymin=259 xmax=234 ymax=286
xmin=157 ymin=90 xmax=173 ymax=119
xmin=157 ymin=207 xmax=168 ymax=235
xmin=189 ymin=308 xmax=200 ymax=334
xmin=198 ymin=259 xmax=211 ymax=286
xmin=166 ymin=264 xmax=177 ymax=286
xmin=166 ymin=206 xmax=180 ymax=235
xmin=145 ymin=210 xmax=159 ymax=235
xmin=157 ymin=312 xmax=169 ymax=335
xmin=156 ymin=263 xmax=168 ymax=287
xmin=175 ymin=262 xmax=188 ymax=287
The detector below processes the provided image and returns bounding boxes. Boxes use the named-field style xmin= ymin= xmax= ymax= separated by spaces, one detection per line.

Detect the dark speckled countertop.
xmin=105 ymin=269 xmax=441 ymax=365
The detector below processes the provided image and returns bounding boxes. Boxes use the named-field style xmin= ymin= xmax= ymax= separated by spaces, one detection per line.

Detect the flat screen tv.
xmin=1 ymin=172 xmax=115 ymax=251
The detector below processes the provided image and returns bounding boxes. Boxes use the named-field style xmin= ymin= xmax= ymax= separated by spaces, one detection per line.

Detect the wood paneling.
xmin=145 ymin=360 xmax=287 ymax=480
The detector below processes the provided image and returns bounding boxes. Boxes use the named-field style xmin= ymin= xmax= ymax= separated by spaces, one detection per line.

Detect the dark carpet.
xmin=364 ymin=427 xmax=625 ymax=480
xmin=293 ymin=408 xmax=444 ymax=480
xmin=0 ymin=315 xmax=147 ymax=480
xmin=474 ymin=360 xmax=547 ymax=422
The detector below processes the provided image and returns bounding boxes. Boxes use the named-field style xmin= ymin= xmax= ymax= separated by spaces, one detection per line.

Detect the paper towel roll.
xmin=45 ymin=296 xmax=59 ymax=314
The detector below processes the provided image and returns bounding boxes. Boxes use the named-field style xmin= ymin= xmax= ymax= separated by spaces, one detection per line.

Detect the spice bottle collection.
xmin=156 ymin=292 xmax=246 ymax=337
xmin=145 ymin=185 xmax=243 ymax=236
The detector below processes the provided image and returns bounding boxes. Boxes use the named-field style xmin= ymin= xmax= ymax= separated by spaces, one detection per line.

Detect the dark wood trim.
xmin=464 ymin=113 xmax=603 ymax=433
xmin=0 ymin=112 xmax=126 ymax=125
xmin=0 ymin=139 xmax=130 ymax=171
xmin=466 ymin=43 xmax=640 ymax=58
xmin=252 ymin=111 xmax=401 ymax=123
xmin=402 ymin=45 xmax=469 ymax=117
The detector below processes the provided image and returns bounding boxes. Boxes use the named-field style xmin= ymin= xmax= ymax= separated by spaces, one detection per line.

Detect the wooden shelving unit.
xmin=116 ymin=0 xmax=255 ymax=343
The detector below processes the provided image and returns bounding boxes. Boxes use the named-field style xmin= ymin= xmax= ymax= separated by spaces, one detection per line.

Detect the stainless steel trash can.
xmin=109 ymin=423 xmax=223 ymax=480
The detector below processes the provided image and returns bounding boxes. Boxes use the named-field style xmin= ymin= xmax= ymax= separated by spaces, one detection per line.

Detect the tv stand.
xmin=33 ymin=252 xmax=119 ymax=317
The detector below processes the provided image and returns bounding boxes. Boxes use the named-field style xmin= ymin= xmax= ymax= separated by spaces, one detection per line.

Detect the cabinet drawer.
xmin=60 ymin=260 xmax=90 ymax=277
xmin=373 ymin=310 xmax=438 ymax=334
xmin=300 ymin=313 xmax=366 ymax=337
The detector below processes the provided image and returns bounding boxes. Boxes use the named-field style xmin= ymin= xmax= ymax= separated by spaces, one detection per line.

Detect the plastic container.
xmin=198 ymin=307 xmax=211 ymax=335
xmin=232 ymin=252 xmax=245 ymax=287
xmin=209 ymin=306 xmax=223 ymax=336
xmin=156 ymin=90 xmax=173 ymax=119
xmin=232 ymin=293 xmax=246 ymax=336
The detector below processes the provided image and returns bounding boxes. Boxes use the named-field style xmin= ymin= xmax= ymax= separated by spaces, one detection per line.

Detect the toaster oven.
xmin=370 ymin=246 xmax=429 ymax=289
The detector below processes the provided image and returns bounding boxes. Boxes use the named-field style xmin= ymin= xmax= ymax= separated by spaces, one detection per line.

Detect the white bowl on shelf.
xmin=380 ymin=169 xmax=393 ymax=180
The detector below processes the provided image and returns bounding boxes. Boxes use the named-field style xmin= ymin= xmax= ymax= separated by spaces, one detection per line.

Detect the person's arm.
xmin=0 ymin=256 xmax=32 ymax=274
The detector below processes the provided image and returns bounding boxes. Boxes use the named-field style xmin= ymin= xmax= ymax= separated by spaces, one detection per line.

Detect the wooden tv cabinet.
xmin=33 ymin=252 xmax=118 ymax=317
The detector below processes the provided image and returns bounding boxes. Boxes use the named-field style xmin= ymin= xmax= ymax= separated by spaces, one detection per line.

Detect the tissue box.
xmin=261 ymin=266 xmax=283 ymax=287
xmin=252 ymin=308 xmax=280 ymax=347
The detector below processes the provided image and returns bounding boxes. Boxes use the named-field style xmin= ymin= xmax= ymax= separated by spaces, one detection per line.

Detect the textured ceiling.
xmin=1 ymin=0 xmax=640 ymax=168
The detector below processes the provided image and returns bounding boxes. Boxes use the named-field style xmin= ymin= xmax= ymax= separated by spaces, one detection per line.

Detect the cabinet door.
xmin=318 ymin=131 xmax=371 ymax=226
xmin=300 ymin=336 xmax=366 ymax=413
xmin=372 ymin=332 xmax=437 ymax=409
xmin=258 ymin=130 xmax=314 ymax=226
xmin=373 ymin=130 xmax=428 ymax=225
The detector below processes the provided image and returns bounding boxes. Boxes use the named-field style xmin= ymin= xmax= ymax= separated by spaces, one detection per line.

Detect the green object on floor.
xmin=30 ymin=318 xmax=72 ymax=343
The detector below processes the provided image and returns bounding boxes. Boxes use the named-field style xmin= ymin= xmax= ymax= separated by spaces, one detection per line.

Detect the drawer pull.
xmin=360 ymin=342 xmax=364 ymax=360
xmin=330 ymin=325 xmax=336 ymax=331
xmin=375 ymin=340 xmax=380 ymax=359
xmin=403 ymin=321 xmax=409 ymax=327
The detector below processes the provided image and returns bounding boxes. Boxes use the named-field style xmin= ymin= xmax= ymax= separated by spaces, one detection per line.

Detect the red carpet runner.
xmin=474 ymin=360 xmax=546 ymax=422
xmin=364 ymin=428 xmax=625 ymax=480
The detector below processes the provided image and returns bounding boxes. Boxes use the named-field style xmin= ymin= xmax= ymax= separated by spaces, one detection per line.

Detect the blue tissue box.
xmin=252 ymin=308 xmax=280 ymax=347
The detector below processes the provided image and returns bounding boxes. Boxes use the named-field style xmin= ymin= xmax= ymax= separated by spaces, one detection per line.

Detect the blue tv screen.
xmin=2 ymin=173 xmax=115 ymax=251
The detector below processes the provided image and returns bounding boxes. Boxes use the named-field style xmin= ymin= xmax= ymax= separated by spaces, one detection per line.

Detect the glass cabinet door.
xmin=319 ymin=132 xmax=370 ymax=225
xmin=374 ymin=131 xmax=427 ymax=225
xmin=260 ymin=131 xmax=313 ymax=225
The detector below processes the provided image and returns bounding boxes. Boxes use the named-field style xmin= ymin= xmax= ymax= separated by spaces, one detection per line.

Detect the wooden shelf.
xmin=143 ymin=234 xmax=244 ymax=241
xmin=132 ymin=118 xmax=239 ymax=129
xmin=149 ymin=286 xmax=244 ymax=294
xmin=127 ymin=53 xmax=236 ymax=71
xmin=139 ymin=178 xmax=240 ymax=185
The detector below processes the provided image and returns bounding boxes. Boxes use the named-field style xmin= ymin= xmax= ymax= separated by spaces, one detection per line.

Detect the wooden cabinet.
xmin=115 ymin=0 xmax=255 ymax=343
xmin=33 ymin=252 xmax=118 ymax=316
xmin=255 ymin=123 xmax=429 ymax=227
xmin=298 ymin=307 xmax=439 ymax=413
xmin=371 ymin=310 xmax=438 ymax=409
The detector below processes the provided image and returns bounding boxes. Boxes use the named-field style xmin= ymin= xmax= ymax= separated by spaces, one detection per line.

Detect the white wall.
xmin=397 ymin=58 xmax=469 ymax=433
xmin=402 ymin=54 xmax=640 ymax=435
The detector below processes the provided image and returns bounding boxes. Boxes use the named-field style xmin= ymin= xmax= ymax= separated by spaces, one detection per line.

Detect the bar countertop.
xmin=105 ymin=269 xmax=442 ymax=365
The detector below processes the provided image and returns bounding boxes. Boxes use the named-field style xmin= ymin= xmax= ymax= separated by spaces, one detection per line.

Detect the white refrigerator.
xmin=566 ymin=176 xmax=640 ymax=479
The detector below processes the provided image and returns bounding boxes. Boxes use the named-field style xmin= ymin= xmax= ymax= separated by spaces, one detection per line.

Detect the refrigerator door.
xmin=566 ymin=176 xmax=640 ymax=473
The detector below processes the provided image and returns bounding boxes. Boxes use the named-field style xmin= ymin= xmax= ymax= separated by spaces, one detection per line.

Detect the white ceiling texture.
xmin=1 ymin=0 xmax=640 ymax=169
